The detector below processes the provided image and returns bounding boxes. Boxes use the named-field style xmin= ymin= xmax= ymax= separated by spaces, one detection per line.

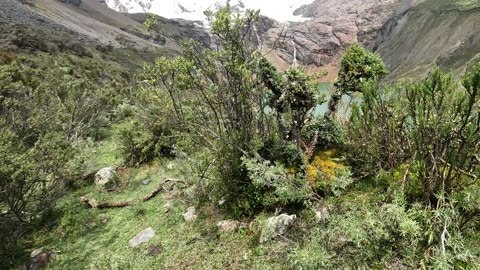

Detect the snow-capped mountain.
xmin=104 ymin=0 xmax=314 ymax=25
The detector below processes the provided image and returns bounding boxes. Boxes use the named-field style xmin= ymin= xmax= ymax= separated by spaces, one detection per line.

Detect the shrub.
xmin=302 ymin=116 xmax=344 ymax=149
xmin=242 ymin=157 xmax=312 ymax=210
xmin=258 ymin=57 xmax=327 ymax=149
xmin=348 ymin=65 xmax=480 ymax=203
xmin=139 ymin=6 xmax=328 ymax=216
xmin=118 ymin=119 xmax=175 ymax=166
xmin=326 ymin=44 xmax=388 ymax=119
xmin=0 ymin=52 xmax=126 ymax=266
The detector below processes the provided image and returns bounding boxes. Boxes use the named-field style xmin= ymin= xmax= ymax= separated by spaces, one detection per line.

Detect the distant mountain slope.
xmin=1 ymin=0 xmax=168 ymax=51
xmin=373 ymin=0 xmax=480 ymax=79
xmin=5 ymin=0 xmax=479 ymax=81
xmin=262 ymin=0 xmax=480 ymax=80
xmin=260 ymin=0 xmax=405 ymax=81
xmin=1 ymin=0 xmax=212 ymax=71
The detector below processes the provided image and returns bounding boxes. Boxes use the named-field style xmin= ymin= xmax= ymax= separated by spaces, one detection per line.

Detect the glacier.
xmin=104 ymin=0 xmax=315 ymax=25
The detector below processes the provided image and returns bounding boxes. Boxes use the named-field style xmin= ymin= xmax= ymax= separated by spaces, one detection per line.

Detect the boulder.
xmin=129 ymin=227 xmax=155 ymax=248
xmin=142 ymin=179 xmax=151 ymax=185
xmin=217 ymin=220 xmax=240 ymax=234
xmin=23 ymin=248 xmax=49 ymax=270
xmin=182 ymin=206 xmax=197 ymax=222
xmin=260 ymin=214 xmax=296 ymax=243
xmin=94 ymin=167 xmax=116 ymax=187
xmin=30 ymin=248 xmax=44 ymax=258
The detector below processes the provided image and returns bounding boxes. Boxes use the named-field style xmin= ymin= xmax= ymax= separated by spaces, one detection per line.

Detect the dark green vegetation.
xmin=0 ymin=50 xmax=130 ymax=267
xmin=1 ymin=4 xmax=479 ymax=270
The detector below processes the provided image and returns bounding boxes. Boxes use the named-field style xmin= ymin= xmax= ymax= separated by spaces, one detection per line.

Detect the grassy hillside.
xmin=2 ymin=2 xmax=479 ymax=270
xmin=21 ymin=122 xmax=479 ymax=269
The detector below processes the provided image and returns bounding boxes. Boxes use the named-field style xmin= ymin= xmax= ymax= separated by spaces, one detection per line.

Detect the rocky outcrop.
xmin=23 ymin=248 xmax=50 ymax=270
xmin=217 ymin=220 xmax=240 ymax=234
xmin=260 ymin=0 xmax=480 ymax=80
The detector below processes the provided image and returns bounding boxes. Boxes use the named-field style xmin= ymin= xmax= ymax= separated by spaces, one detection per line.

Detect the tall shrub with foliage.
xmin=140 ymin=7 xmax=265 ymax=209
xmin=348 ymin=65 xmax=480 ymax=203
xmin=140 ymin=6 xmax=325 ymax=215
xmin=327 ymin=44 xmax=388 ymax=120
xmin=258 ymin=57 xmax=326 ymax=150
xmin=0 ymin=52 xmax=125 ymax=263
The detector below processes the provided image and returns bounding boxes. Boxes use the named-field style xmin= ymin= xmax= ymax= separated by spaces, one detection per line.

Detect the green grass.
xmin=32 ymin=158 xmax=289 ymax=269
xmin=27 ymin=123 xmax=289 ymax=269
xmin=23 ymin=122 xmax=479 ymax=269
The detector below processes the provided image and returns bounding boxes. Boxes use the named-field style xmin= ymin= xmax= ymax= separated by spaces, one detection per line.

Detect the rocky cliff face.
xmin=261 ymin=0 xmax=480 ymax=80
xmin=260 ymin=0 xmax=406 ymax=80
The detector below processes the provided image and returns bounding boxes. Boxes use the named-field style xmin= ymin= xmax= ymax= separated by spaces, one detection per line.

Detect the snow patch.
xmin=105 ymin=0 xmax=314 ymax=25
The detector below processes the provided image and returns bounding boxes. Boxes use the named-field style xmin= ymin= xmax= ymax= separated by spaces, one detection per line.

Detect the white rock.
xmin=239 ymin=222 xmax=250 ymax=229
xmin=218 ymin=197 xmax=226 ymax=206
xmin=182 ymin=207 xmax=197 ymax=222
xmin=217 ymin=220 xmax=240 ymax=234
xmin=314 ymin=207 xmax=329 ymax=222
xmin=94 ymin=167 xmax=116 ymax=186
xmin=260 ymin=214 xmax=296 ymax=243
xmin=31 ymin=247 xmax=43 ymax=258
xmin=129 ymin=227 xmax=155 ymax=248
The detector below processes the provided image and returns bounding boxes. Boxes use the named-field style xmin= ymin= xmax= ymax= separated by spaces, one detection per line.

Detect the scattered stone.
xmin=218 ymin=197 xmax=226 ymax=206
xmin=163 ymin=203 xmax=172 ymax=213
xmin=314 ymin=207 xmax=329 ymax=222
xmin=182 ymin=207 xmax=197 ymax=222
xmin=260 ymin=214 xmax=297 ymax=243
xmin=129 ymin=227 xmax=156 ymax=248
xmin=94 ymin=167 xmax=117 ymax=187
xmin=142 ymin=179 xmax=151 ymax=185
xmin=146 ymin=244 xmax=162 ymax=256
xmin=30 ymin=248 xmax=43 ymax=258
xmin=167 ymin=163 xmax=174 ymax=169
xmin=217 ymin=220 xmax=240 ymax=234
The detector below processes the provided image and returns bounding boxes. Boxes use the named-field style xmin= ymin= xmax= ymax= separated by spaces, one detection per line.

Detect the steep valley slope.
xmin=3 ymin=0 xmax=479 ymax=80
xmin=374 ymin=0 xmax=480 ymax=79
xmin=0 ymin=0 xmax=207 ymax=71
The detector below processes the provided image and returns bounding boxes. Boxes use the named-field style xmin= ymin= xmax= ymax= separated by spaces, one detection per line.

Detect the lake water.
xmin=315 ymin=82 xmax=332 ymax=116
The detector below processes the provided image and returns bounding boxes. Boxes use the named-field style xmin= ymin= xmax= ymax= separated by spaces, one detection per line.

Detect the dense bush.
xmin=258 ymin=57 xmax=327 ymax=148
xmin=140 ymin=6 xmax=327 ymax=216
xmin=326 ymin=44 xmax=388 ymax=120
xmin=348 ymin=65 xmax=480 ymax=203
xmin=118 ymin=119 xmax=175 ymax=166
xmin=289 ymin=195 xmax=479 ymax=269
xmin=0 ymin=52 xmax=126 ymax=265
